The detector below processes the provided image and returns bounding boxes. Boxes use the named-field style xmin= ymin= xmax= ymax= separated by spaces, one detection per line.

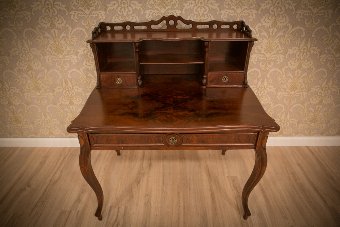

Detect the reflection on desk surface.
xmin=68 ymin=74 xmax=279 ymax=133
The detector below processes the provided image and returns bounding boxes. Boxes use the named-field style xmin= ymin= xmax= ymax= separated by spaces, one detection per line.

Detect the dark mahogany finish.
xmin=67 ymin=16 xmax=279 ymax=220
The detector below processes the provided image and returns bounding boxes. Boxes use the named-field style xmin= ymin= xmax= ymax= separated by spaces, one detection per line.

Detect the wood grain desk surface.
xmin=68 ymin=75 xmax=279 ymax=133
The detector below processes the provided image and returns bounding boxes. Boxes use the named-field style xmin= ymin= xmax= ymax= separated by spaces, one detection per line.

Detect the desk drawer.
xmin=89 ymin=133 xmax=257 ymax=149
xmin=100 ymin=72 xmax=137 ymax=88
xmin=207 ymin=72 xmax=245 ymax=87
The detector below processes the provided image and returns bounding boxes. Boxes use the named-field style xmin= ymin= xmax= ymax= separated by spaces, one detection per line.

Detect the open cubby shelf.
xmin=139 ymin=54 xmax=204 ymax=65
xmin=101 ymin=60 xmax=136 ymax=72
xmin=208 ymin=61 xmax=245 ymax=72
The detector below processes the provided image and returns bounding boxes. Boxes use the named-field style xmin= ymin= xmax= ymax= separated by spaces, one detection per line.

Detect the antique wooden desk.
xmin=67 ymin=16 xmax=280 ymax=220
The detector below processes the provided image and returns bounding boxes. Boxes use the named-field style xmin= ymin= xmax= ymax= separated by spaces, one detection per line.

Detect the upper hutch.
xmin=68 ymin=15 xmax=279 ymax=221
xmin=89 ymin=15 xmax=256 ymax=89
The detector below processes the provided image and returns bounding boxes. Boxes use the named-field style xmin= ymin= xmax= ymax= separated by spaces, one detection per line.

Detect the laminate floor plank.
xmin=0 ymin=147 xmax=339 ymax=227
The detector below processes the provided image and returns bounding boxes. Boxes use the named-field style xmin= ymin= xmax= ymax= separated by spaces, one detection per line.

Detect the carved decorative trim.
xmin=91 ymin=15 xmax=253 ymax=39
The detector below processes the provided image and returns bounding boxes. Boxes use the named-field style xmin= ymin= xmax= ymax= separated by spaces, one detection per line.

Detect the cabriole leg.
xmin=78 ymin=132 xmax=104 ymax=220
xmin=242 ymin=132 xmax=268 ymax=219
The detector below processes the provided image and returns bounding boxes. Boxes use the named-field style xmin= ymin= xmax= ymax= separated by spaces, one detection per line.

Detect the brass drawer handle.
xmin=222 ymin=75 xmax=229 ymax=83
xmin=115 ymin=77 xmax=123 ymax=85
xmin=168 ymin=136 xmax=177 ymax=145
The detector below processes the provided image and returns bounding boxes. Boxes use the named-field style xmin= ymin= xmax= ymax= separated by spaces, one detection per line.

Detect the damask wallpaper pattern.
xmin=0 ymin=0 xmax=339 ymax=137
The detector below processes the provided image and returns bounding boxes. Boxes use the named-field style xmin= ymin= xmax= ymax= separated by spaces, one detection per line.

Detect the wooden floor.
xmin=0 ymin=147 xmax=339 ymax=227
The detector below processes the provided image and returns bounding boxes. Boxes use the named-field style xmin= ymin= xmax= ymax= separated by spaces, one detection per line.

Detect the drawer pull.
xmin=168 ymin=136 xmax=177 ymax=145
xmin=222 ymin=75 xmax=229 ymax=83
xmin=115 ymin=77 xmax=123 ymax=85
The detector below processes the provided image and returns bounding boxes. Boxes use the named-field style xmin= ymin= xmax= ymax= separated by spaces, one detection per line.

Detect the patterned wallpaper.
xmin=0 ymin=0 xmax=339 ymax=137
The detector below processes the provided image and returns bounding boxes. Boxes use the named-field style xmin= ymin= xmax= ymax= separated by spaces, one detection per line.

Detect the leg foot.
xmin=116 ymin=150 xmax=121 ymax=156
xmin=95 ymin=209 xmax=103 ymax=220
xmin=222 ymin=149 xmax=226 ymax=155
xmin=78 ymin=132 xmax=104 ymax=221
xmin=243 ymin=208 xmax=251 ymax=220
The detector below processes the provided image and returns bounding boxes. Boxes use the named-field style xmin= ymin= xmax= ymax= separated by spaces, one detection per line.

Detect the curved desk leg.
xmin=78 ymin=132 xmax=104 ymax=220
xmin=242 ymin=131 xmax=268 ymax=220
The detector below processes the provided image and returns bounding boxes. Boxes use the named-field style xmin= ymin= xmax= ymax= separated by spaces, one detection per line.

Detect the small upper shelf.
xmin=101 ymin=60 xmax=136 ymax=72
xmin=140 ymin=53 xmax=204 ymax=64
xmin=89 ymin=15 xmax=257 ymax=43
xmin=91 ymin=30 xmax=256 ymax=42
xmin=208 ymin=61 xmax=245 ymax=72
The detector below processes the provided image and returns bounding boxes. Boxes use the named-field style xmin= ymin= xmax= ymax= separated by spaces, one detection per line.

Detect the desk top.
xmin=67 ymin=75 xmax=279 ymax=134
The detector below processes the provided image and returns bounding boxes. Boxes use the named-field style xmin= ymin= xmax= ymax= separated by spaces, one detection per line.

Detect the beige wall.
xmin=0 ymin=0 xmax=339 ymax=137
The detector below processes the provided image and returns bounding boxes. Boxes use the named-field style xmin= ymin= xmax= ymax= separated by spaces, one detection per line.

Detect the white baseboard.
xmin=267 ymin=136 xmax=340 ymax=146
xmin=0 ymin=136 xmax=339 ymax=147
xmin=0 ymin=138 xmax=79 ymax=147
